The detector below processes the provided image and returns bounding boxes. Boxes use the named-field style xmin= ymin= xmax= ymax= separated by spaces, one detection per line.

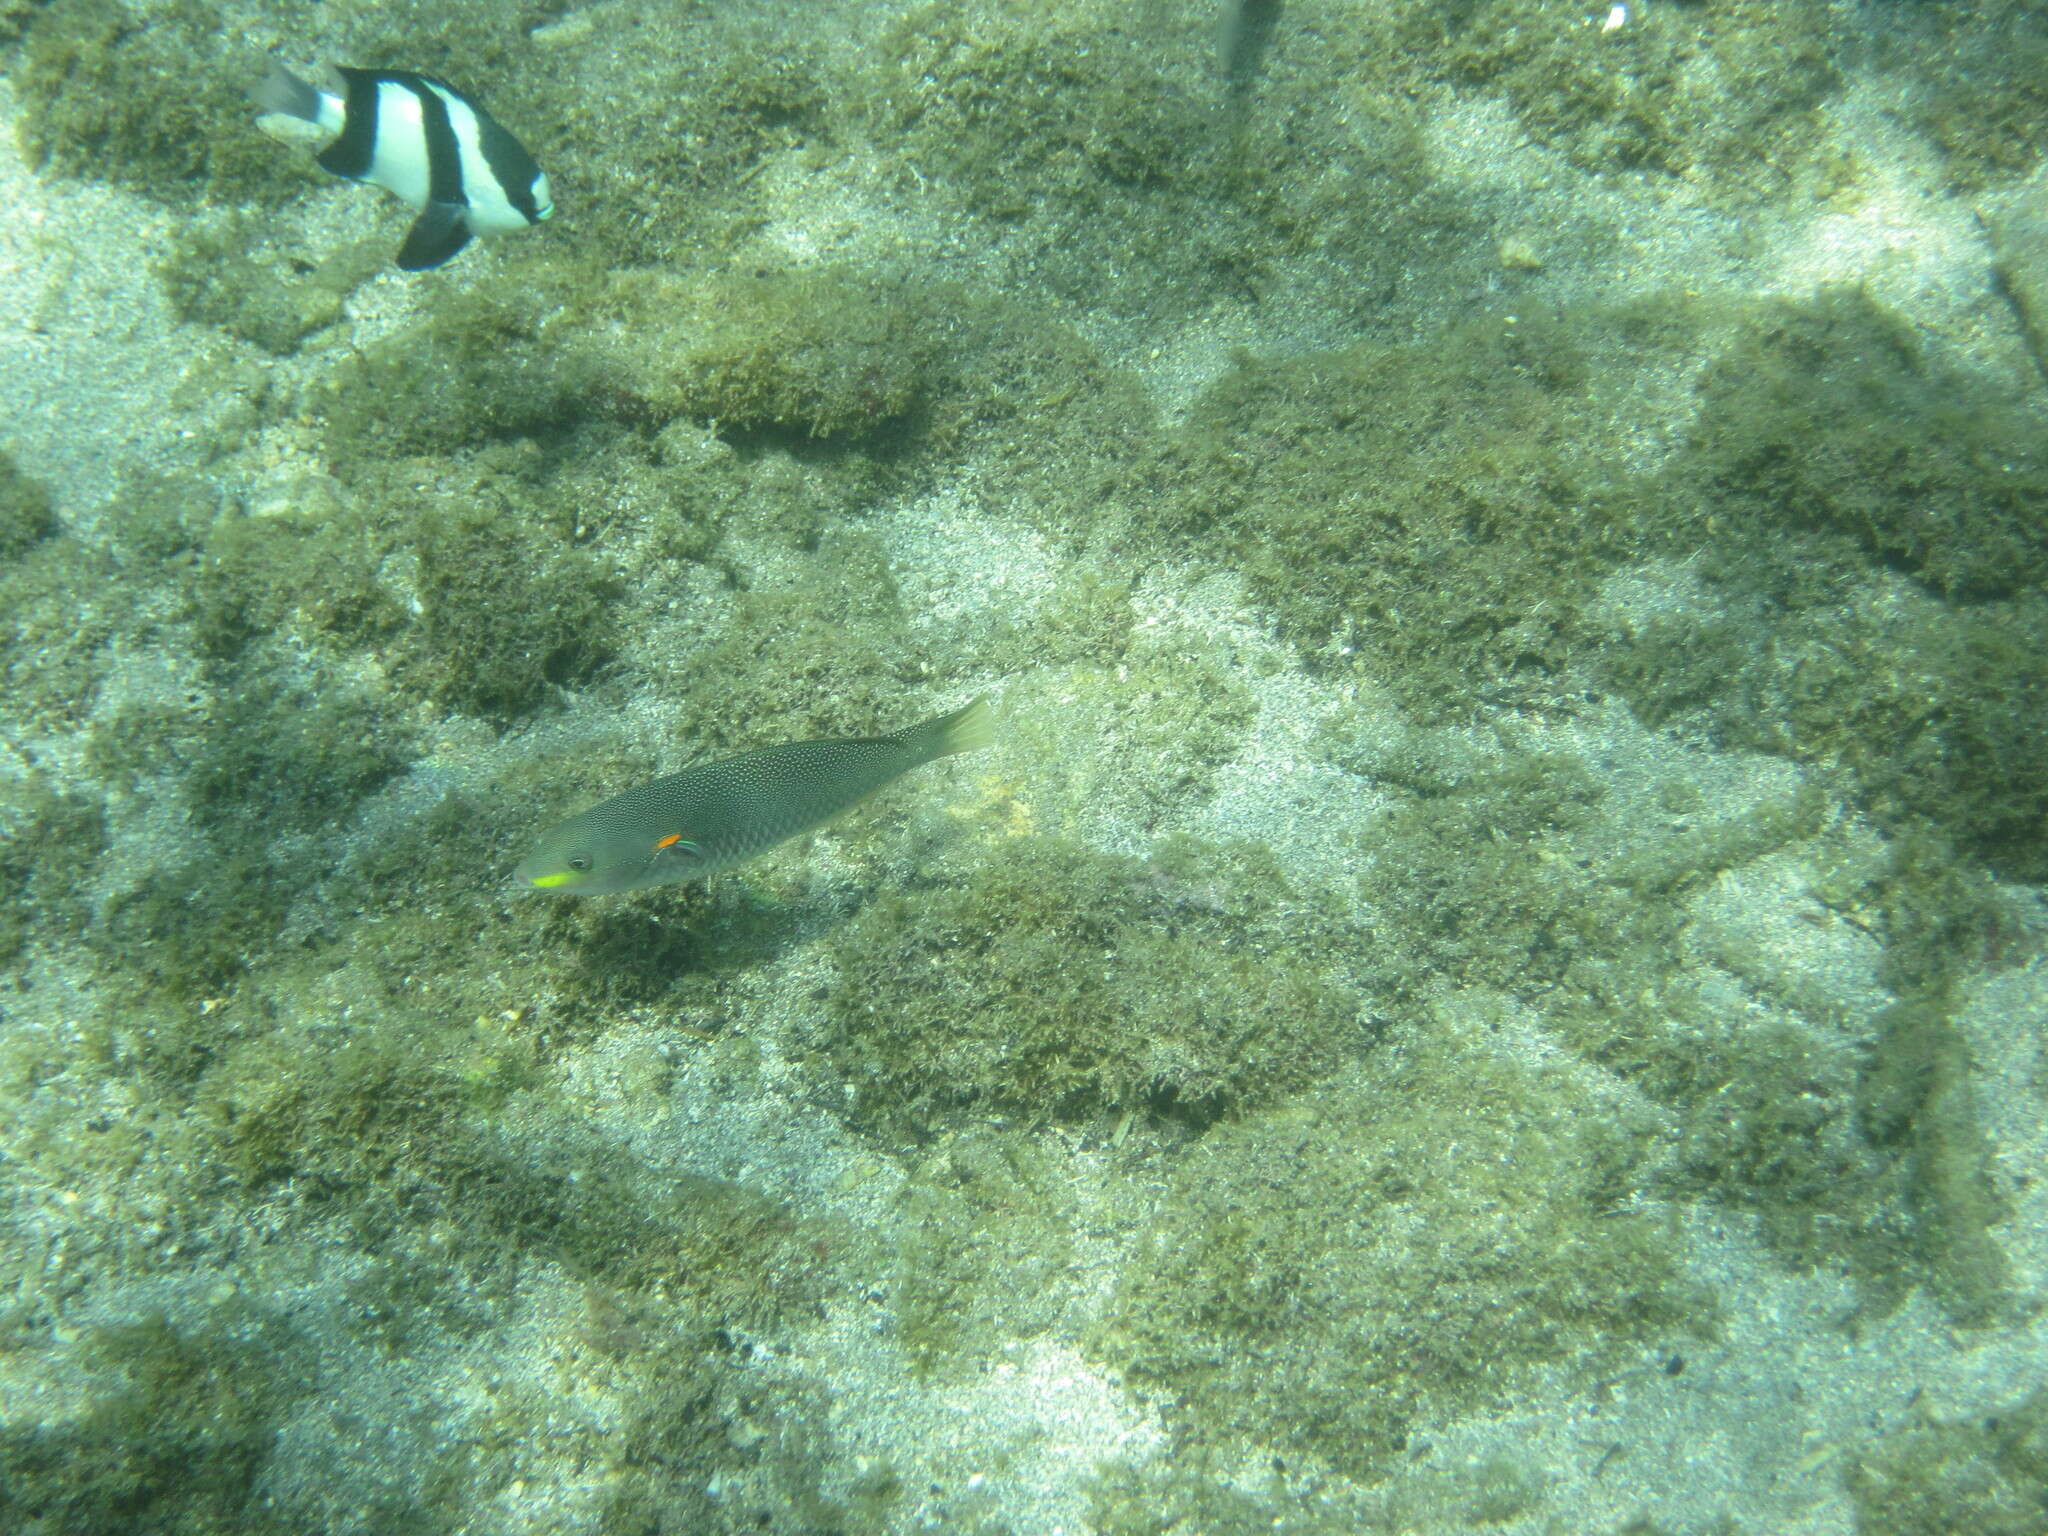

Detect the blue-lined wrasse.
xmin=515 ymin=699 xmax=997 ymax=896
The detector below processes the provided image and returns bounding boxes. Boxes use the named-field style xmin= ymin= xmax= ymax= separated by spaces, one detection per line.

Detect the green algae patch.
xmin=514 ymin=8 xmax=837 ymax=270
xmin=1684 ymin=287 xmax=2048 ymax=599
xmin=13 ymin=0 xmax=300 ymax=205
xmin=1846 ymin=1386 xmax=2048 ymax=1536
xmin=0 ymin=774 xmax=104 ymax=968
xmin=581 ymin=266 xmax=931 ymax=442
xmin=914 ymin=297 xmax=1157 ymax=540
xmin=0 ymin=1310 xmax=308 ymax=1536
xmin=1102 ymin=1021 xmax=1706 ymax=1483
xmin=320 ymin=267 xmax=598 ymax=467
xmin=662 ymin=531 xmax=921 ymax=756
xmin=887 ymin=1127 xmax=1090 ymax=1379
xmin=194 ymin=1006 xmax=828 ymax=1332
xmin=192 ymin=436 xmax=732 ymax=729
xmin=403 ymin=490 xmax=621 ymax=723
xmin=100 ymin=465 xmax=223 ymax=566
xmin=555 ymin=1289 xmax=873 ymax=1536
xmin=584 ymin=1327 xmax=857 ymax=1536
xmin=157 ymin=214 xmax=369 ymax=357
xmin=1854 ymin=839 xmax=2033 ymax=1326
xmin=881 ymin=2 xmax=1220 ymax=218
xmin=1909 ymin=3 xmax=2048 ymax=190
xmin=1136 ymin=305 xmax=1637 ymax=717
xmin=189 ymin=675 xmax=412 ymax=839
xmin=1330 ymin=716 xmax=2027 ymax=1328
xmin=1761 ymin=601 xmax=2048 ymax=885
xmin=1087 ymin=1461 xmax=1348 ymax=1536
xmin=1348 ymin=748 xmax=1622 ymax=996
xmin=94 ymin=851 xmax=303 ymax=1006
xmin=0 ymin=449 xmax=56 ymax=557
xmin=1859 ymin=992 xmax=2017 ymax=1326
xmin=818 ymin=835 xmax=1371 ymax=1137
xmin=1089 ymin=1454 xmax=1553 ymax=1536
xmin=0 ymin=529 xmax=125 ymax=730
xmin=84 ymin=648 xmax=416 ymax=1002
xmin=1054 ymin=639 xmax=1258 ymax=822
xmin=1593 ymin=287 xmax=2048 ymax=876
xmin=1335 ymin=741 xmax=1907 ymax=1291
xmin=875 ymin=0 xmax=1447 ymax=321
xmin=192 ymin=496 xmax=402 ymax=661
xmin=1550 ymin=812 xmax=2029 ymax=1326
xmin=1426 ymin=0 xmax=1840 ymax=188
xmin=1601 ymin=583 xmax=2048 ymax=885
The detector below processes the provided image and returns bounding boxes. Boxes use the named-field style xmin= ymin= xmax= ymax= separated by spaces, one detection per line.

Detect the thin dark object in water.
xmin=1221 ymin=0 xmax=1283 ymax=92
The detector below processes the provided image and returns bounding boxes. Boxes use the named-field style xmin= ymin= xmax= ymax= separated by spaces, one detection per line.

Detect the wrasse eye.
xmin=568 ymin=855 xmax=591 ymax=872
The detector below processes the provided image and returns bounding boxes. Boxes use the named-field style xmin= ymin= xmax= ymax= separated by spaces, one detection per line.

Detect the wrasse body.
xmin=515 ymin=699 xmax=995 ymax=896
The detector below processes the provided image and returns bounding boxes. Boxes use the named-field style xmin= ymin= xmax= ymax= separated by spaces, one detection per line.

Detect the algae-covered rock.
xmin=1782 ymin=603 xmax=2048 ymax=883
xmin=882 ymin=1 xmax=1218 ymax=218
xmin=515 ymin=7 xmax=834 ymax=269
xmin=0 ymin=1311 xmax=307 ymax=1536
xmin=1136 ymin=304 xmax=1636 ymax=717
xmin=1348 ymin=749 xmax=1614 ymax=995
xmin=13 ymin=0 xmax=298 ymax=204
xmin=189 ymin=675 xmax=413 ymax=840
xmin=157 ymin=214 xmax=362 ymax=356
xmin=1910 ymin=3 xmax=2048 ymax=190
xmin=0 ymin=450 xmax=55 ymax=557
xmin=1603 ymin=582 xmax=2048 ymax=884
xmin=0 ymin=776 xmax=104 ymax=966
xmin=1685 ymin=287 xmax=2048 ymax=598
xmin=1987 ymin=167 xmax=2048 ymax=375
xmin=406 ymin=494 xmax=620 ymax=722
xmin=1430 ymin=0 xmax=1840 ymax=187
xmin=667 ymin=530 xmax=921 ymax=753
xmin=588 ymin=266 xmax=930 ymax=441
xmin=879 ymin=0 xmax=1444 ymax=320
xmin=321 ymin=274 xmax=594 ymax=466
xmin=819 ymin=835 xmax=1369 ymax=1134
xmin=193 ymin=497 xmax=400 ymax=661
xmin=1846 ymin=1387 xmax=2048 ymax=1536
xmin=1102 ymin=1016 xmax=1708 ymax=1481
xmin=0 ymin=529 xmax=122 ymax=729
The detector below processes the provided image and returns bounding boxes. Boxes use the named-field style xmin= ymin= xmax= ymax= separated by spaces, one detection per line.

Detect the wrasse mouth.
xmin=510 ymin=856 xmax=562 ymax=890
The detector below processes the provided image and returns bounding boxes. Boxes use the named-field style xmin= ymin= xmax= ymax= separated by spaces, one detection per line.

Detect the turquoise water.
xmin=2 ymin=2 xmax=2046 ymax=1532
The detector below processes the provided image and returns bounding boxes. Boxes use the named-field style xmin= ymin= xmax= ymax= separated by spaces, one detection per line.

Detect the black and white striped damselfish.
xmin=253 ymin=62 xmax=554 ymax=270
xmin=515 ymin=700 xmax=996 ymax=896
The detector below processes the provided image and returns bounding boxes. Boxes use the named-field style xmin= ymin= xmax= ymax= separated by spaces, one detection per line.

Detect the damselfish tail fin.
xmin=252 ymin=60 xmax=323 ymax=124
xmin=906 ymin=697 xmax=997 ymax=763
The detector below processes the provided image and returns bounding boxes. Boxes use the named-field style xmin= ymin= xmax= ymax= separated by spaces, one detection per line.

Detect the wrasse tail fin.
xmin=909 ymin=696 xmax=997 ymax=763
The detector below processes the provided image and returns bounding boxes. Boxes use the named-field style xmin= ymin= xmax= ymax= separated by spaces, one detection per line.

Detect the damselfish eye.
xmin=568 ymin=855 xmax=592 ymax=872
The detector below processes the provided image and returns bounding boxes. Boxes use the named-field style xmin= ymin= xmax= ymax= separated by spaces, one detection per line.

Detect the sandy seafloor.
xmin=3 ymin=1 xmax=2048 ymax=1534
